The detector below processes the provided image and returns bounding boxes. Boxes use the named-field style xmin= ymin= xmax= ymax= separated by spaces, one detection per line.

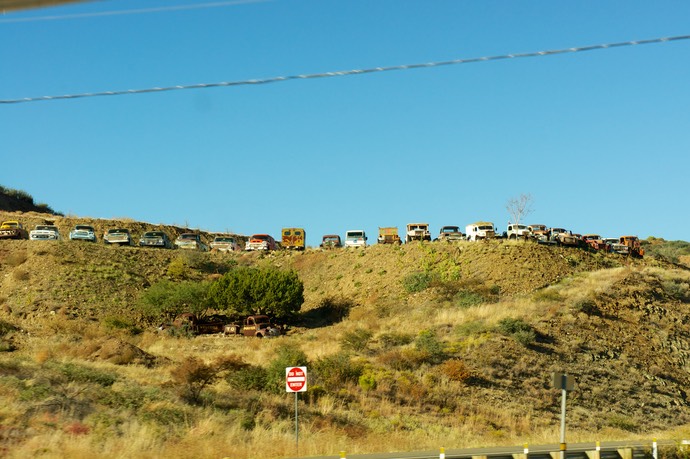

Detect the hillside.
xmin=1 ymin=210 xmax=690 ymax=458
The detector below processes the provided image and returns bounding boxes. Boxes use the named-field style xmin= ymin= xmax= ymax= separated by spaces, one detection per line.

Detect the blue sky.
xmin=2 ymin=0 xmax=689 ymax=246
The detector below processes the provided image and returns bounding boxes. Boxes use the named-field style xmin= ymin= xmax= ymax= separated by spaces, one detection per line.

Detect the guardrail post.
xmin=340 ymin=451 xmax=346 ymax=459
xmin=440 ymin=447 xmax=446 ymax=459
xmin=653 ymin=439 xmax=657 ymax=459
xmin=586 ymin=440 xmax=601 ymax=459
xmin=617 ymin=447 xmax=632 ymax=459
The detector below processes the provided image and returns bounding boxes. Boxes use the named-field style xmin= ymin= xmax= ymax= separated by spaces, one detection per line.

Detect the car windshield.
xmin=478 ymin=226 xmax=493 ymax=230
xmin=179 ymin=234 xmax=196 ymax=239
xmin=442 ymin=227 xmax=459 ymax=233
xmin=109 ymin=229 xmax=128 ymax=234
xmin=36 ymin=226 xmax=55 ymax=231
xmin=347 ymin=232 xmax=363 ymax=238
xmin=252 ymin=235 xmax=269 ymax=241
xmin=75 ymin=226 xmax=93 ymax=231
xmin=145 ymin=232 xmax=164 ymax=237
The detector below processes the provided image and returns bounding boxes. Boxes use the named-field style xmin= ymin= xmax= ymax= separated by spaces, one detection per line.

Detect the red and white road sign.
xmin=286 ymin=366 xmax=307 ymax=393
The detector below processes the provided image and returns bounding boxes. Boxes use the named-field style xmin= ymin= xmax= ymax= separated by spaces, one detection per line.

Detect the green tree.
xmin=208 ymin=267 xmax=304 ymax=320
xmin=139 ymin=280 xmax=212 ymax=323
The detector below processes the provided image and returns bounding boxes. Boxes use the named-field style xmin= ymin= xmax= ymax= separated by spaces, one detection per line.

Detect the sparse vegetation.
xmin=1 ymin=209 xmax=690 ymax=458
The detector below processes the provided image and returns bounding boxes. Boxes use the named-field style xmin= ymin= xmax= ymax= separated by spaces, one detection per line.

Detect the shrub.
xmin=58 ymin=362 xmax=117 ymax=387
xmin=170 ymin=357 xmax=221 ymax=404
xmin=571 ymin=298 xmax=600 ymax=316
xmin=312 ymin=352 xmax=364 ymax=391
xmin=227 ymin=365 xmax=268 ymax=391
xmin=340 ymin=328 xmax=373 ymax=352
xmin=209 ymin=267 xmax=304 ymax=321
xmin=378 ymin=332 xmax=414 ymax=349
xmin=415 ymin=330 xmax=446 ymax=364
xmin=454 ymin=290 xmax=486 ymax=308
xmin=138 ymin=280 xmax=212 ymax=323
xmin=265 ymin=344 xmax=308 ymax=394
xmin=497 ymin=318 xmax=536 ymax=346
xmin=402 ymin=271 xmax=435 ymax=293
xmin=438 ymin=359 xmax=472 ymax=382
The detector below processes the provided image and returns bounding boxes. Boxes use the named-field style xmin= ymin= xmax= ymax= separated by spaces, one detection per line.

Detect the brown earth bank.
xmin=1 ymin=210 xmax=690 ymax=458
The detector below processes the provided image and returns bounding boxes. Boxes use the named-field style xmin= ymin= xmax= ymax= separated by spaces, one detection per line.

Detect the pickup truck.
xmin=209 ymin=235 xmax=240 ymax=252
xmin=0 ymin=221 xmax=28 ymax=240
xmin=436 ymin=226 xmax=464 ymax=242
xmin=320 ymin=234 xmax=342 ymax=248
xmin=69 ymin=225 xmax=97 ymax=242
xmin=223 ymin=315 xmax=282 ymax=338
xmin=104 ymin=228 xmax=133 ymax=245
xmin=377 ymin=227 xmax=402 ymax=244
xmin=344 ymin=230 xmax=367 ymax=248
xmin=549 ymin=228 xmax=579 ymax=247
xmin=29 ymin=225 xmax=61 ymax=241
xmin=174 ymin=233 xmax=208 ymax=251
xmin=405 ymin=223 xmax=431 ymax=243
xmin=507 ymin=223 xmax=531 ymax=240
xmin=245 ymin=234 xmax=277 ymax=251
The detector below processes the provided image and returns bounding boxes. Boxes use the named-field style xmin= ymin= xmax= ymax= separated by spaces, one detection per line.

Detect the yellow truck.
xmin=281 ymin=228 xmax=306 ymax=250
xmin=377 ymin=227 xmax=401 ymax=244
xmin=0 ymin=221 xmax=29 ymax=240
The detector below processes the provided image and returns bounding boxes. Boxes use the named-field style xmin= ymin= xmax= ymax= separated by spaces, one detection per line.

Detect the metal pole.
xmin=560 ymin=383 xmax=567 ymax=459
xmin=295 ymin=392 xmax=299 ymax=453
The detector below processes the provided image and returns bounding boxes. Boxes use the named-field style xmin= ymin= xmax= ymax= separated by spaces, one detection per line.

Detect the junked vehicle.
xmin=377 ymin=227 xmax=402 ymax=244
xmin=436 ymin=226 xmax=465 ymax=242
xmin=528 ymin=224 xmax=549 ymax=242
xmin=174 ymin=233 xmax=208 ymax=251
xmin=344 ymin=230 xmax=367 ymax=248
xmin=320 ymin=234 xmax=342 ymax=248
xmin=224 ymin=315 xmax=282 ymax=338
xmin=582 ymin=234 xmax=607 ymax=251
xmin=245 ymin=234 xmax=277 ymax=251
xmin=0 ymin=221 xmax=29 ymax=240
xmin=507 ymin=223 xmax=531 ymax=240
xmin=69 ymin=225 xmax=97 ymax=242
xmin=29 ymin=225 xmax=61 ymax=241
xmin=465 ymin=222 xmax=495 ymax=241
xmin=548 ymin=228 xmax=579 ymax=247
xmin=405 ymin=223 xmax=431 ymax=243
xmin=104 ymin=228 xmax=133 ymax=245
xmin=209 ymin=235 xmax=240 ymax=252
xmin=139 ymin=231 xmax=174 ymax=249
xmin=281 ymin=228 xmax=306 ymax=250
xmin=619 ymin=236 xmax=644 ymax=258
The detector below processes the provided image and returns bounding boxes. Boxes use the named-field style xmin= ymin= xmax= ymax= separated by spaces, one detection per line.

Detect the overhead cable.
xmin=1 ymin=34 xmax=689 ymax=105
xmin=0 ymin=0 xmax=271 ymax=23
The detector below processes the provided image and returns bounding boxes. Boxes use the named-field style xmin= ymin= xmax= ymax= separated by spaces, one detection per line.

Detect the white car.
xmin=175 ymin=233 xmax=209 ymax=251
xmin=29 ymin=225 xmax=61 ymax=241
xmin=69 ymin=225 xmax=97 ymax=242
xmin=209 ymin=236 xmax=240 ymax=252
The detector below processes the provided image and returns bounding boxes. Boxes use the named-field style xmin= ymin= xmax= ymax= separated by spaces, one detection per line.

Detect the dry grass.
xmin=2 ymin=229 xmax=690 ymax=458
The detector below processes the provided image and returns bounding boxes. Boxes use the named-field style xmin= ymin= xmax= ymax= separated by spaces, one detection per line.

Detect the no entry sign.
xmin=286 ymin=366 xmax=307 ymax=393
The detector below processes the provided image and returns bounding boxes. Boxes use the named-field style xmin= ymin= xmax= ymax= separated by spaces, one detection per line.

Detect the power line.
xmin=0 ymin=0 xmax=271 ymax=23
xmin=1 ymin=34 xmax=688 ymax=105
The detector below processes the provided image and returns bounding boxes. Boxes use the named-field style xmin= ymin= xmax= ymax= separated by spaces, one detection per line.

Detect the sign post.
xmin=552 ymin=372 xmax=575 ymax=459
xmin=286 ymin=366 xmax=307 ymax=453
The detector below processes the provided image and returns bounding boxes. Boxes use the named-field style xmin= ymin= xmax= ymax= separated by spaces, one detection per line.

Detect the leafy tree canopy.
xmin=208 ymin=266 xmax=304 ymax=320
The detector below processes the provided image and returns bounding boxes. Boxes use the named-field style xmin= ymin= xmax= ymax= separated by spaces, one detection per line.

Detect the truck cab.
xmin=345 ymin=230 xmax=367 ymax=248
xmin=465 ymin=222 xmax=495 ymax=241
xmin=405 ymin=223 xmax=431 ymax=243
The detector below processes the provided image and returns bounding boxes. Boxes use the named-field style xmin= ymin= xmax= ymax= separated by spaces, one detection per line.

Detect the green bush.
xmin=226 ymin=365 xmax=268 ymax=391
xmin=138 ymin=280 xmax=212 ymax=323
xmin=265 ymin=344 xmax=308 ymax=394
xmin=378 ymin=332 xmax=414 ymax=349
xmin=312 ymin=352 xmax=364 ymax=391
xmin=58 ymin=362 xmax=117 ymax=387
xmin=208 ymin=267 xmax=304 ymax=320
xmin=454 ymin=290 xmax=486 ymax=308
xmin=415 ymin=330 xmax=446 ymax=364
xmin=497 ymin=318 xmax=536 ymax=346
xmin=340 ymin=328 xmax=373 ymax=352
xmin=402 ymin=272 xmax=434 ymax=293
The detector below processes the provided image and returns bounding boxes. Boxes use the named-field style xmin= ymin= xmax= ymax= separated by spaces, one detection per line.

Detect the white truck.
xmin=506 ymin=223 xmax=531 ymax=240
xmin=465 ymin=222 xmax=495 ymax=241
xmin=405 ymin=223 xmax=431 ymax=243
xmin=345 ymin=230 xmax=367 ymax=248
